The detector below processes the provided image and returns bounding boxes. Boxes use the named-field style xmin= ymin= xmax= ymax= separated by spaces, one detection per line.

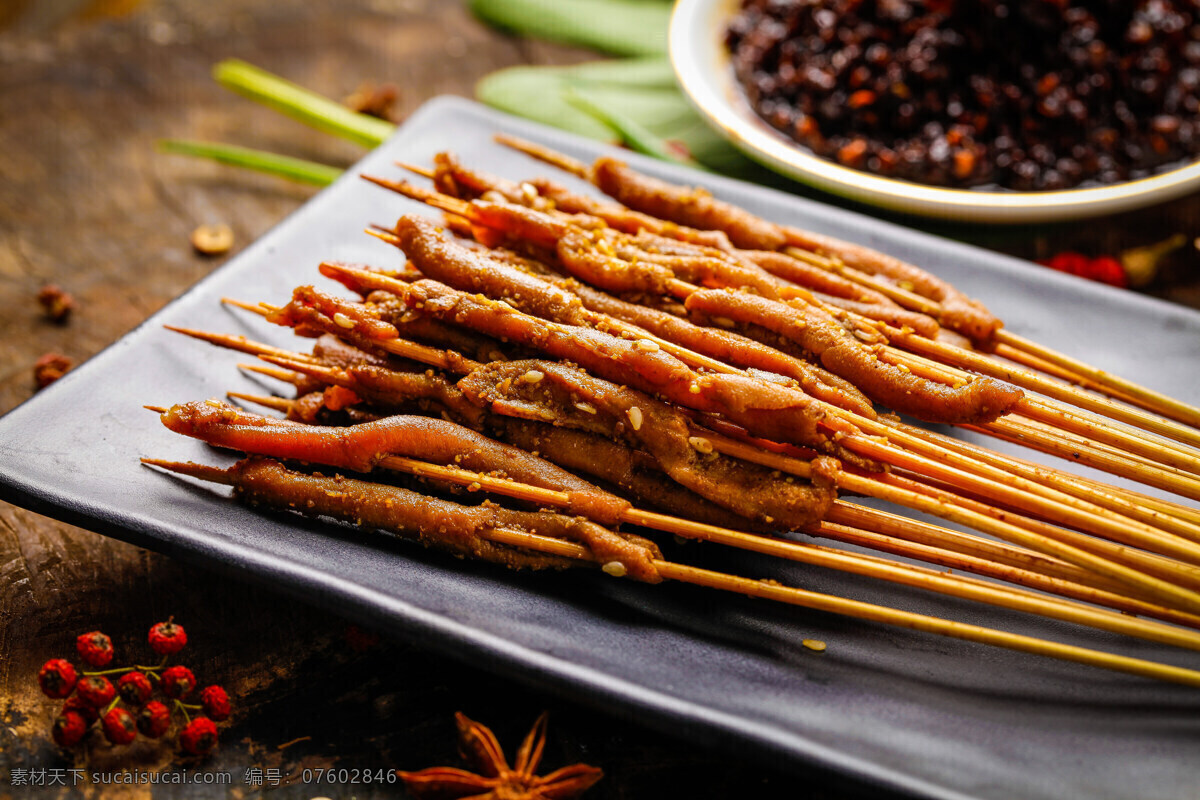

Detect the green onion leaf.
xmin=213 ymin=59 xmax=395 ymax=149
xmin=157 ymin=139 xmax=343 ymax=186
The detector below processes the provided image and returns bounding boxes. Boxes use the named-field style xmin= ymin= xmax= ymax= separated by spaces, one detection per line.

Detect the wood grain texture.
xmin=0 ymin=1 xmax=1197 ymax=798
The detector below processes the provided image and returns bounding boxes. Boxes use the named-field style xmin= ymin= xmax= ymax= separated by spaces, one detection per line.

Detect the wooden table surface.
xmin=2 ymin=2 xmax=1198 ymax=798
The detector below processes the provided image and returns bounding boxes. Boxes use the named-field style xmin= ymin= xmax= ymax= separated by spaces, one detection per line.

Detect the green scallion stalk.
xmin=157 ymin=139 xmax=343 ymax=186
xmin=564 ymin=88 xmax=704 ymax=169
xmin=212 ymin=58 xmax=395 ymax=148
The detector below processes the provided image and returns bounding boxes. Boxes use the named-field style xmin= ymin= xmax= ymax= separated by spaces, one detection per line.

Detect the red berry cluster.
xmin=38 ymin=619 xmax=229 ymax=756
xmin=1037 ymin=252 xmax=1129 ymax=289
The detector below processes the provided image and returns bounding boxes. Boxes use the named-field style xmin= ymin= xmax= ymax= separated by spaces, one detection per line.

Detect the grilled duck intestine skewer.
xmin=409 ymin=153 xmax=952 ymax=344
xmin=140 ymin=456 xmax=1200 ymax=689
xmin=366 ymin=180 xmax=1021 ymax=428
xmin=398 ymin=157 xmax=1200 ymax=459
xmin=216 ymin=335 xmax=1194 ymax=591
xmin=377 ymin=180 xmax=1200 ymax=475
xmin=151 ymin=400 xmax=1200 ymax=647
xmin=170 ymin=322 xmax=1200 ymax=631
xmin=178 ymin=328 xmax=1168 ymax=598
xmin=491 ymin=134 xmax=1200 ymax=431
xmin=302 ymin=262 xmax=1200 ymax=563
xmin=216 ymin=347 xmax=1200 ymax=631
xmin=221 ymin=295 xmax=1200 ymax=618
xmin=332 ymin=229 xmax=1200 ymax=549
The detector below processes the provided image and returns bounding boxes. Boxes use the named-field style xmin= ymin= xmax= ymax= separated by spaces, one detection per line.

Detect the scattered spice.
xmin=37 ymin=284 xmax=75 ymax=322
xmin=343 ymin=81 xmax=400 ymax=122
xmin=33 ymin=353 xmax=74 ymax=389
xmin=191 ymin=223 xmax=234 ymax=256
xmin=399 ymin=712 xmax=603 ymax=800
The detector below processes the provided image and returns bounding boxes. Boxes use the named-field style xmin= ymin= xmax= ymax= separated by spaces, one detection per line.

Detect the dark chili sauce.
xmin=726 ymin=0 xmax=1200 ymax=191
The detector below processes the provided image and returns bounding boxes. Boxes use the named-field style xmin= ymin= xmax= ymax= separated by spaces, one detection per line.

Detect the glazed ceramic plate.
xmin=1 ymin=98 xmax=1199 ymax=800
xmin=670 ymin=0 xmax=1200 ymax=223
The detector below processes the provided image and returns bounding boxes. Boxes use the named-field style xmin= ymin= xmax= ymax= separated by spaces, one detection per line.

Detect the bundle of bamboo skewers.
xmin=143 ymin=135 xmax=1200 ymax=688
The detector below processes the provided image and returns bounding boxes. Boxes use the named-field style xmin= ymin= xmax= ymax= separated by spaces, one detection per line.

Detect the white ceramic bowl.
xmin=670 ymin=0 xmax=1200 ymax=223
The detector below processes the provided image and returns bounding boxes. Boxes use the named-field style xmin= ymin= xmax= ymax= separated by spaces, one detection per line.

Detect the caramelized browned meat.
xmin=460 ymin=360 xmax=839 ymax=529
xmin=741 ymin=249 xmax=895 ymax=305
xmin=783 ymin=229 xmax=1001 ymax=344
xmin=591 ymin=157 xmax=788 ymax=251
xmin=568 ymin=282 xmax=876 ymax=418
xmin=685 ymin=289 xmax=1022 ymax=424
xmin=159 ymin=401 xmax=630 ymax=526
xmin=556 ymin=227 xmax=677 ymax=295
xmin=225 ymin=457 xmax=661 ymax=581
xmin=407 ymin=279 xmax=863 ymax=458
xmin=810 ymin=293 xmax=941 ymax=339
xmin=495 ymin=418 xmax=761 ymax=530
xmin=530 ymin=177 xmax=733 ymax=250
xmin=394 ymin=216 xmax=587 ymax=325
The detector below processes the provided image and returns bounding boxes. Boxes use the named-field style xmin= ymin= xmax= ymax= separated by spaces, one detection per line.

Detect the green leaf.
xmin=565 ymin=88 xmax=703 ymax=168
xmin=476 ymin=58 xmax=757 ymax=175
xmin=158 ymin=139 xmax=342 ymax=186
xmin=213 ymin=59 xmax=395 ymax=149
xmin=469 ymin=0 xmax=671 ymax=56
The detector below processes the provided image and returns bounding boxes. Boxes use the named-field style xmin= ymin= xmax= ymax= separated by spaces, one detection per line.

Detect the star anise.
xmin=399 ymin=712 xmax=603 ymax=800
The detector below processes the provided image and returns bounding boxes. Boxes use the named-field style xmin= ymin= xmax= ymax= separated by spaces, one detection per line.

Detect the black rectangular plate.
xmin=2 ymin=98 xmax=1199 ymax=800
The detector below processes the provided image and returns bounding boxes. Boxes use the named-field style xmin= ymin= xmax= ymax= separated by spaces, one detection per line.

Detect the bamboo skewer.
xmin=887 ymin=326 xmax=1200 ymax=453
xmin=995 ymin=328 xmax=1200 ymax=429
xmin=991 ymin=342 xmax=1146 ymax=408
xmin=700 ymin=430 xmax=1200 ymax=613
xmin=487 ymin=133 xmax=1200 ymax=430
xmin=238 ymin=363 xmax=306 ymax=384
xmin=891 ymin=419 xmax=1200 ymax=541
xmin=163 ymin=326 xmax=318 ymax=363
xmin=141 ymin=457 xmax=1200 ymax=686
xmin=976 ymin=416 xmax=1200 ymax=502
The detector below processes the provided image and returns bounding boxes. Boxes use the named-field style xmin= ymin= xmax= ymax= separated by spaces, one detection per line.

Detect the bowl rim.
xmin=669 ymin=0 xmax=1200 ymax=224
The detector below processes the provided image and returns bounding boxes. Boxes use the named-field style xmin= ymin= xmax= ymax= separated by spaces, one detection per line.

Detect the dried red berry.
xmin=179 ymin=717 xmax=218 ymax=755
xmin=1041 ymin=251 xmax=1092 ymax=277
xmin=33 ymin=353 xmax=73 ymax=389
xmin=101 ymin=707 xmax=138 ymax=745
xmin=52 ymin=711 xmax=89 ymax=748
xmin=137 ymin=701 xmax=171 ymax=739
xmin=199 ymin=685 xmax=230 ymax=722
xmin=75 ymin=631 xmax=114 ymax=668
xmin=38 ymin=659 xmax=77 ymax=699
xmin=1084 ymin=256 xmax=1129 ymax=288
xmin=148 ymin=619 xmax=188 ymax=655
xmin=75 ymin=675 xmax=116 ymax=708
xmin=37 ymin=284 xmax=75 ymax=323
xmin=161 ymin=665 xmax=196 ymax=699
xmin=117 ymin=671 xmax=153 ymax=706
xmin=62 ymin=695 xmax=100 ymax=725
